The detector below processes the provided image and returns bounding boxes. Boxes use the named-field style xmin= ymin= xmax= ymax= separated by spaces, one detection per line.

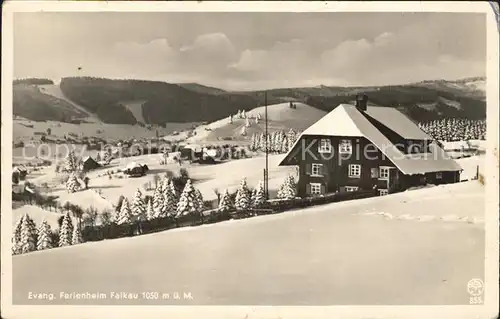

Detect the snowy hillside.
xmin=12 ymin=180 xmax=484 ymax=305
xmin=38 ymin=84 xmax=101 ymax=123
xmin=185 ymin=102 xmax=326 ymax=143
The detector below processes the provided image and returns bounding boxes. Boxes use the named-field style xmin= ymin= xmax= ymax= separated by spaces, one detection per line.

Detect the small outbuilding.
xmin=12 ymin=165 xmax=28 ymax=184
xmin=124 ymin=162 xmax=149 ymax=177
xmin=81 ymin=156 xmax=101 ymax=172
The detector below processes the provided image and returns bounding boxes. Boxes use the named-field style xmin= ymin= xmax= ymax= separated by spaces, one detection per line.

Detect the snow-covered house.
xmin=279 ymin=94 xmax=462 ymax=197
xmin=81 ymin=156 xmax=100 ymax=171
xmin=12 ymin=165 xmax=28 ymax=183
xmin=124 ymin=162 xmax=149 ymax=177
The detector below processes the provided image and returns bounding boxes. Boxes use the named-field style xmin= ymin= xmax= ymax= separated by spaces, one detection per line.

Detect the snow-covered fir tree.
xmin=277 ymin=174 xmax=297 ymax=200
xmin=62 ymin=150 xmax=78 ymax=172
xmin=251 ymin=180 xmax=266 ymax=208
xmin=36 ymin=219 xmax=53 ymax=251
xmin=240 ymin=125 xmax=247 ymax=136
xmin=176 ymin=179 xmax=198 ymax=217
xmin=71 ymin=221 xmax=83 ymax=245
xmin=258 ymin=133 xmax=267 ymax=152
xmin=195 ymin=188 xmax=204 ymax=213
xmin=249 ymin=134 xmax=257 ymax=151
xmin=218 ymin=188 xmax=234 ymax=213
xmin=25 ymin=213 xmax=38 ymax=243
xmin=59 ymin=212 xmax=73 ymax=247
xmin=19 ymin=214 xmax=37 ymax=253
xmin=117 ymin=198 xmax=132 ymax=225
xmin=281 ymin=135 xmax=289 ymax=153
xmin=146 ymin=199 xmax=155 ymax=220
xmin=12 ymin=215 xmax=24 ymax=255
xmin=162 ymin=180 xmax=178 ymax=217
xmin=241 ymin=110 xmax=247 ymax=119
xmin=235 ymin=178 xmax=251 ymax=210
xmin=418 ymin=118 xmax=486 ymax=142
xmin=131 ymin=189 xmax=147 ymax=222
xmin=152 ymin=183 xmax=164 ymax=217
xmin=287 ymin=129 xmax=297 ymax=151
xmin=66 ymin=172 xmax=80 ymax=193
xmin=245 ymin=117 xmax=251 ymax=128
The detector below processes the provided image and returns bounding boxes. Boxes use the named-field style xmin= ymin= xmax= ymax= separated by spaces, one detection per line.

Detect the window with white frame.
xmin=345 ymin=186 xmax=359 ymax=192
xmin=311 ymin=163 xmax=323 ymax=176
xmin=339 ymin=139 xmax=352 ymax=154
xmin=348 ymin=164 xmax=361 ymax=178
xmin=378 ymin=189 xmax=388 ymax=196
xmin=310 ymin=183 xmax=322 ymax=195
xmin=318 ymin=139 xmax=332 ymax=153
xmin=379 ymin=166 xmax=390 ymax=180
xmin=436 ymin=172 xmax=443 ymax=179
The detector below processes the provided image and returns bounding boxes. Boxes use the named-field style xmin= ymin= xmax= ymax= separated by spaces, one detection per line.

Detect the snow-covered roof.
xmin=82 ymin=156 xmax=96 ymax=162
xmin=125 ymin=162 xmax=143 ymax=170
xmin=280 ymin=104 xmax=461 ymax=175
xmin=297 ymin=104 xmax=364 ymax=137
xmin=13 ymin=165 xmax=28 ymax=172
xmin=204 ymin=149 xmax=218 ymax=157
xmin=183 ymin=144 xmax=202 ymax=151
xmin=364 ymin=106 xmax=432 ymax=140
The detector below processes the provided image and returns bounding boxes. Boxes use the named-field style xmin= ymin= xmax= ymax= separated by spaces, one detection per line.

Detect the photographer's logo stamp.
xmin=467 ymin=278 xmax=484 ymax=304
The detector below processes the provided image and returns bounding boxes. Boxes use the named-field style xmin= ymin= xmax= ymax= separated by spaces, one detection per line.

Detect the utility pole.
xmin=265 ymin=91 xmax=269 ymax=200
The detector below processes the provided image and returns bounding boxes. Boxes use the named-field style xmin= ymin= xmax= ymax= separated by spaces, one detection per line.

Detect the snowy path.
xmin=12 ymin=182 xmax=484 ymax=305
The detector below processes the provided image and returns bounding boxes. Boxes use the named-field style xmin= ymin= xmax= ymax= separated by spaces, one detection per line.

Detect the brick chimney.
xmin=355 ymin=93 xmax=368 ymax=112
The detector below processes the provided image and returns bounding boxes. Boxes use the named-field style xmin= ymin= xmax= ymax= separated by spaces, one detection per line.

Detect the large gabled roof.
xmin=279 ymin=104 xmax=461 ymax=175
xmin=364 ymin=106 xmax=432 ymax=140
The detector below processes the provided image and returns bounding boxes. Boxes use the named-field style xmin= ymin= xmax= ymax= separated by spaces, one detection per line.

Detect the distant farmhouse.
xmin=279 ymin=94 xmax=462 ymax=197
xmin=81 ymin=156 xmax=101 ymax=172
xmin=12 ymin=165 xmax=28 ymax=184
xmin=124 ymin=162 xmax=149 ymax=177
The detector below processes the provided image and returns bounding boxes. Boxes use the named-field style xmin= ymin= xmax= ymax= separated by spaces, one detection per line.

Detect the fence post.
xmin=476 ymin=165 xmax=479 ymax=180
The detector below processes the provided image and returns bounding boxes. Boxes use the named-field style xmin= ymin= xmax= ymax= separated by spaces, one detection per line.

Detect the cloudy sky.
xmin=14 ymin=12 xmax=486 ymax=91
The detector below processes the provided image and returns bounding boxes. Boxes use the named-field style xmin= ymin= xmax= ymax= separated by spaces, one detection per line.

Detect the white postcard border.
xmin=1 ymin=2 xmax=498 ymax=319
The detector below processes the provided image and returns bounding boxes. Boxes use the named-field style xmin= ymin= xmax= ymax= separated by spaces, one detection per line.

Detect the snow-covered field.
xmin=13 ymin=118 xmax=194 ymax=146
xmin=14 ymin=153 xmax=296 ymax=213
xmin=12 ymin=146 xmax=484 ymax=221
xmin=12 ymin=181 xmax=484 ymax=305
xmin=12 ymin=205 xmax=78 ymax=230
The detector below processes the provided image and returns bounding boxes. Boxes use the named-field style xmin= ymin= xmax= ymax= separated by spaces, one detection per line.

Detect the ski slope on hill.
xmin=185 ymin=102 xmax=327 ymax=143
xmin=38 ymin=84 xmax=101 ymax=123
xmin=12 ymin=181 xmax=484 ymax=305
xmin=118 ymin=100 xmax=147 ymax=124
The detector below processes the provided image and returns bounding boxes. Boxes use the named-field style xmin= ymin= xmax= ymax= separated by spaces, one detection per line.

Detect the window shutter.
xmin=306 ymin=183 xmax=311 ymax=195
xmin=305 ymin=163 xmax=312 ymax=175
xmin=320 ymin=164 xmax=325 ymax=176
xmin=320 ymin=184 xmax=326 ymax=194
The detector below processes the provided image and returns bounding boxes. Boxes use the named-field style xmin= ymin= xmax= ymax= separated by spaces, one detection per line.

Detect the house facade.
xmin=279 ymin=96 xmax=462 ymax=197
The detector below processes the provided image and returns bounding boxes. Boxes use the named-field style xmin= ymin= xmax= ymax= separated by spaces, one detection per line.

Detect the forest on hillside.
xmin=59 ymin=77 xmax=257 ymax=125
xmin=13 ymin=78 xmax=54 ymax=85
xmin=13 ymin=84 xmax=87 ymax=122
xmin=304 ymin=85 xmax=486 ymax=122
xmin=12 ymin=77 xmax=486 ymax=124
